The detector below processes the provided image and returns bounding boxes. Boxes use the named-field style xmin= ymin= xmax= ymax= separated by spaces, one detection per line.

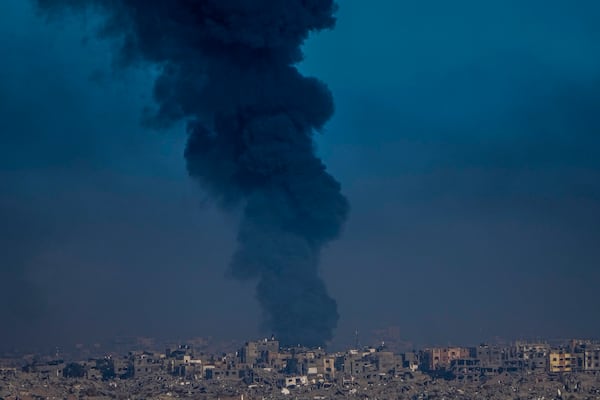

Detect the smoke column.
xmin=36 ymin=0 xmax=348 ymax=347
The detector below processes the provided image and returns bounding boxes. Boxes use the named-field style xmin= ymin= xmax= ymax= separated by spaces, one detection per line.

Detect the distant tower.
xmin=354 ymin=329 xmax=359 ymax=349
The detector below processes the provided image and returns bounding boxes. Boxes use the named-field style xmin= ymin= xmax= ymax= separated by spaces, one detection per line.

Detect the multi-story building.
xmin=584 ymin=349 xmax=600 ymax=372
xmin=368 ymin=351 xmax=399 ymax=374
xmin=549 ymin=351 xmax=576 ymax=373
xmin=239 ymin=338 xmax=279 ymax=367
xmin=475 ymin=344 xmax=504 ymax=369
xmin=449 ymin=358 xmax=481 ymax=381
xmin=516 ymin=341 xmax=549 ymax=372
xmin=132 ymin=351 xmax=165 ymax=377
xmin=322 ymin=357 xmax=336 ymax=379
xmin=422 ymin=347 xmax=471 ymax=371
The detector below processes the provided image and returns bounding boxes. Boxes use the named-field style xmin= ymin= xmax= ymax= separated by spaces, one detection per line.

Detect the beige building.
xmin=424 ymin=347 xmax=471 ymax=370
xmin=549 ymin=351 xmax=576 ymax=373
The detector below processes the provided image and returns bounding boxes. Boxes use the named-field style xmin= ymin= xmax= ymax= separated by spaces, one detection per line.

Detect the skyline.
xmin=1 ymin=0 xmax=599 ymax=351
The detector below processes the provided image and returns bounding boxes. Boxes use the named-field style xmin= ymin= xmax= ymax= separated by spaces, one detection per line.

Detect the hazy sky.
xmin=1 ymin=0 xmax=599 ymax=352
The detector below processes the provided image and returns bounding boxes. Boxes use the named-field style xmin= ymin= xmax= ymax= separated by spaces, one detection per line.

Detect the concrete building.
xmin=321 ymin=357 xmax=336 ymax=379
xmin=549 ymin=351 xmax=576 ymax=373
xmin=24 ymin=360 xmax=65 ymax=379
xmin=240 ymin=338 xmax=279 ymax=366
xmin=422 ymin=347 xmax=472 ymax=371
xmin=281 ymin=375 xmax=308 ymax=388
xmin=584 ymin=349 xmax=600 ymax=371
xmin=516 ymin=342 xmax=549 ymax=372
xmin=449 ymin=358 xmax=482 ymax=381
xmin=369 ymin=351 xmax=399 ymax=374
xmin=132 ymin=352 xmax=165 ymax=377
xmin=475 ymin=344 xmax=504 ymax=369
xmin=401 ymin=352 xmax=420 ymax=371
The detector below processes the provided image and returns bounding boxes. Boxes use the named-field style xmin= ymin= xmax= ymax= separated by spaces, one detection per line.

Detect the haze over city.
xmin=1 ymin=0 xmax=599 ymax=353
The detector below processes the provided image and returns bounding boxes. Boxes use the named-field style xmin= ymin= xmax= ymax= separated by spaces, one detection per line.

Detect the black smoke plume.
xmin=36 ymin=0 xmax=348 ymax=347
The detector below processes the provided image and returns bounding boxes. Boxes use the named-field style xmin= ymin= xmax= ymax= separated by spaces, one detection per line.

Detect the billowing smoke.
xmin=36 ymin=0 xmax=348 ymax=347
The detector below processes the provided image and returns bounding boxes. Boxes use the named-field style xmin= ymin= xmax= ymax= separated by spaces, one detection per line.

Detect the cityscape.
xmin=2 ymin=1 xmax=600 ymax=399
xmin=2 ymin=335 xmax=600 ymax=399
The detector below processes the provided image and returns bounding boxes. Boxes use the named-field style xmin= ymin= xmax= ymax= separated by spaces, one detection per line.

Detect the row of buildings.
xmin=9 ymin=338 xmax=600 ymax=387
xmin=422 ymin=340 xmax=600 ymax=380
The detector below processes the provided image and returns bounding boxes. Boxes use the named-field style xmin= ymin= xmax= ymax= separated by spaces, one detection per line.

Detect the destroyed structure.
xmin=2 ymin=338 xmax=600 ymax=399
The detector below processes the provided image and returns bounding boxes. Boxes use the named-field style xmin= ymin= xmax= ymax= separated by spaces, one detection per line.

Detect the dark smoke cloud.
xmin=36 ymin=0 xmax=348 ymax=346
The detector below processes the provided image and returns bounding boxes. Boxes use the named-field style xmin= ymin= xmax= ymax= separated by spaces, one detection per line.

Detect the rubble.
xmin=1 ymin=338 xmax=600 ymax=400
